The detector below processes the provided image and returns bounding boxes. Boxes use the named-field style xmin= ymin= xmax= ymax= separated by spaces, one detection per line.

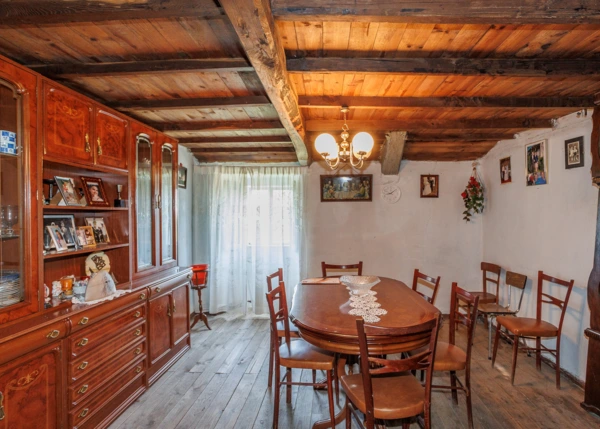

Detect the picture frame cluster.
xmin=43 ymin=215 xmax=110 ymax=252
xmin=47 ymin=175 xmax=112 ymax=207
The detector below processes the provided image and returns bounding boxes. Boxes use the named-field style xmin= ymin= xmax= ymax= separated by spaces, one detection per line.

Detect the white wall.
xmin=305 ymin=160 xmax=484 ymax=313
xmin=480 ymin=111 xmax=596 ymax=380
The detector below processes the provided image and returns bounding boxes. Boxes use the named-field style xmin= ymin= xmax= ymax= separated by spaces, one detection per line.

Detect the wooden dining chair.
xmin=412 ymin=269 xmax=441 ymax=305
xmin=321 ymin=261 xmax=363 ymax=277
xmin=342 ymin=314 xmax=441 ymax=429
xmin=266 ymin=268 xmax=301 ymax=389
xmin=470 ymin=262 xmax=502 ymax=305
xmin=492 ymin=271 xmax=574 ymax=389
xmin=266 ymin=281 xmax=337 ymax=429
xmin=479 ymin=271 xmax=527 ymax=359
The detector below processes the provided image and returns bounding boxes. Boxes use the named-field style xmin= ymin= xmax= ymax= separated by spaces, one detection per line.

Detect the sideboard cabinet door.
xmin=148 ymin=294 xmax=171 ymax=366
xmin=43 ymin=83 xmax=93 ymax=164
xmin=171 ymin=284 xmax=189 ymax=347
xmin=95 ymin=108 xmax=128 ymax=170
xmin=0 ymin=343 xmax=62 ymax=429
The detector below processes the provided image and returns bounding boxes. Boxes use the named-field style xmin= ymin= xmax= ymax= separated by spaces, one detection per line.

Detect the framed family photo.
xmin=526 ymin=140 xmax=548 ymax=186
xmin=420 ymin=175 xmax=439 ymax=198
xmin=85 ymin=217 xmax=110 ymax=244
xmin=500 ymin=157 xmax=512 ymax=184
xmin=46 ymin=225 xmax=69 ymax=251
xmin=321 ymin=174 xmax=372 ymax=202
xmin=78 ymin=226 xmax=96 ymax=246
xmin=81 ymin=176 xmax=109 ymax=207
xmin=43 ymin=214 xmax=76 ymax=250
xmin=565 ymin=136 xmax=584 ymax=169
xmin=54 ymin=176 xmax=84 ymax=206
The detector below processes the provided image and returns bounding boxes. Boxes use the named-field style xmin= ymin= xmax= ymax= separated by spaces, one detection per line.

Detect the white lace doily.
xmin=347 ymin=290 xmax=387 ymax=323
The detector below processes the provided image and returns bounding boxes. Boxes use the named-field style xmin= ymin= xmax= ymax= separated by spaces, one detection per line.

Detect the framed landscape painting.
xmin=526 ymin=140 xmax=548 ymax=186
xmin=321 ymin=174 xmax=372 ymax=202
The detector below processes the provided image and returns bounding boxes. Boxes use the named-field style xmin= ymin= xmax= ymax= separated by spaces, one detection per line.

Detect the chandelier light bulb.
xmin=315 ymin=133 xmax=338 ymax=159
xmin=352 ymin=132 xmax=374 ymax=157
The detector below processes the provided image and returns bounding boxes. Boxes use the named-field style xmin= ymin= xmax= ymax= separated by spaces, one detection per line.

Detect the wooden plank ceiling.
xmin=0 ymin=1 xmax=599 ymax=164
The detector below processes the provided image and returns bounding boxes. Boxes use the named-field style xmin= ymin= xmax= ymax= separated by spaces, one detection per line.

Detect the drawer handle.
xmin=78 ymin=317 xmax=89 ymax=325
xmin=78 ymin=361 xmax=89 ymax=371
xmin=84 ymin=133 xmax=90 ymax=153
xmin=155 ymin=287 xmax=161 ymax=293
xmin=139 ymin=293 xmax=146 ymax=300
xmin=172 ymin=301 xmax=176 ymax=314
xmin=78 ymin=338 xmax=89 ymax=347
xmin=134 ymin=329 xmax=142 ymax=337
xmin=46 ymin=329 xmax=60 ymax=339
xmin=79 ymin=408 xmax=89 ymax=418
xmin=135 ymin=347 xmax=142 ymax=355
xmin=97 ymin=137 xmax=102 ymax=155
xmin=134 ymin=310 xmax=141 ymax=318
xmin=136 ymin=366 xmax=142 ymax=374
xmin=78 ymin=385 xmax=89 ymax=395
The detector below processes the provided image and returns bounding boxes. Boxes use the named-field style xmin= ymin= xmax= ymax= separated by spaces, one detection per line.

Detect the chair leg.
xmin=465 ymin=375 xmax=474 ymax=429
xmin=274 ymin=363 xmax=281 ymax=429
xmin=491 ymin=324 xmax=501 ymax=367
xmin=268 ymin=333 xmax=274 ymax=388
xmin=488 ymin=315 xmax=493 ymax=360
xmin=402 ymin=419 xmax=411 ymax=429
xmin=450 ymin=371 xmax=458 ymax=405
xmin=312 ymin=369 xmax=316 ymax=384
xmin=511 ymin=334 xmax=519 ymax=385
xmin=326 ymin=370 xmax=336 ymax=429
xmin=346 ymin=401 xmax=352 ymax=429
xmin=555 ymin=339 xmax=561 ymax=389
xmin=286 ymin=368 xmax=292 ymax=403
xmin=536 ymin=337 xmax=542 ymax=371
xmin=334 ymin=354 xmax=340 ymax=403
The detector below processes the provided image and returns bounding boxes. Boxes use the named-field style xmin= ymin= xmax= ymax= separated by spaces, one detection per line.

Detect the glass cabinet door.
xmin=0 ymin=79 xmax=24 ymax=310
xmin=135 ymin=133 xmax=154 ymax=271
xmin=160 ymin=144 xmax=174 ymax=263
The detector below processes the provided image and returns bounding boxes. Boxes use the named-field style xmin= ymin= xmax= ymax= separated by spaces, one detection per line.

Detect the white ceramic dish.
xmin=340 ymin=275 xmax=381 ymax=296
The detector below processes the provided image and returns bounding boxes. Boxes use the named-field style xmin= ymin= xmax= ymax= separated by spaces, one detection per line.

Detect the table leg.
xmin=312 ymin=355 xmax=348 ymax=429
xmin=488 ymin=315 xmax=493 ymax=360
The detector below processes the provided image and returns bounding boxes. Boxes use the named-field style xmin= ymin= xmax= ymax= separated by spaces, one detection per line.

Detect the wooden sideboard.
xmin=0 ymin=52 xmax=191 ymax=429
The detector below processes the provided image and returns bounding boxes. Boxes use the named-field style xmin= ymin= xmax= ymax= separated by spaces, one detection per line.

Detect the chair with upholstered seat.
xmin=492 ymin=271 xmax=574 ymax=389
xmin=412 ymin=268 xmax=441 ymax=305
xmin=321 ymin=261 xmax=363 ymax=278
xmin=266 ymin=281 xmax=337 ymax=429
xmin=342 ymin=314 xmax=441 ymax=429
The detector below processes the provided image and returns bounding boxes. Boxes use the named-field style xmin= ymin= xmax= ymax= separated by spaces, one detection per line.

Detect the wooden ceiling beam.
xmin=220 ymin=0 xmax=310 ymax=166
xmin=178 ymin=136 xmax=292 ymax=145
xmin=156 ymin=120 xmax=284 ymax=132
xmin=288 ymin=57 xmax=600 ymax=78
xmin=0 ymin=0 xmax=225 ymax=25
xmin=271 ymin=0 xmax=600 ymax=24
xmin=299 ymin=96 xmax=595 ymax=109
xmin=108 ymin=96 xmax=271 ymax=112
xmin=380 ymin=131 xmax=406 ymax=175
xmin=191 ymin=146 xmax=296 ymax=154
xmin=408 ymin=133 xmax=514 ymax=142
xmin=28 ymin=58 xmax=253 ymax=78
xmin=306 ymin=118 xmax=552 ymax=131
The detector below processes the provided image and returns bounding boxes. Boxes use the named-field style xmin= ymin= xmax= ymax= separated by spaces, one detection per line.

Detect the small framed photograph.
xmin=75 ymin=229 xmax=88 ymax=247
xmin=320 ymin=174 xmax=372 ymax=202
xmin=85 ymin=217 xmax=110 ymax=244
xmin=178 ymin=165 xmax=187 ymax=189
xmin=54 ymin=176 xmax=84 ymax=206
xmin=526 ymin=140 xmax=548 ymax=186
xmin=420 ymin=175 xmax=439 ymax=198
xmin=565 ymin=136 xmax=584 ymax=169
xmin=80 ymin=176 xmax=109 ymax=207
xmin=46 ymin=225 xmax=68 ymax=251
xmin=500 ymin=157 xmax=512 ymax=184
xmin=43 ymin=215 xmax=77 ymax=250
xmin=78 ymin=226 xmax=96 ymax=246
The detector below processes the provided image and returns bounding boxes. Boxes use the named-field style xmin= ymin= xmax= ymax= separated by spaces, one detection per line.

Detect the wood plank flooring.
xmin=110 ymin=315 xmax=600 ymax=429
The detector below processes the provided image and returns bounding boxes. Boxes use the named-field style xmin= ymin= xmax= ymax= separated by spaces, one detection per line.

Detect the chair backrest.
xmin=412 ymin=269 xmax=441 ymax=305
xmin=356 ymin=314 xmax=441 ymax=429
xmin=481 ymin=262 xmax=502 ymax=302
xmin=448 ymin=282 xmax=480 ymax=372
xmin=266 ymin=268 xmax=283 ymax=293
xmin=536 ymin=271 xmax=575 ymax=335
xmin=505 ymin=271 xmax=528 ymax=312
xmin=321 ymin=261 xmax=363 ymax=277
xmin=266 ymin=281 xmax=291 ymax=351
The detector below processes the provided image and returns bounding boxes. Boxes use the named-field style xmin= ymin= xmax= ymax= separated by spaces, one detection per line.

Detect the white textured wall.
xmin=305 ymin=161 xmax=484 ymax=313
xmin=480 ymin=111 xmax=596 ymax=380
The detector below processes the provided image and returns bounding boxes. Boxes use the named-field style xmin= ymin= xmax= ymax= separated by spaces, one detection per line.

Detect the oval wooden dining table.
xmin=289 ymin=276 xmax=440 ymax=429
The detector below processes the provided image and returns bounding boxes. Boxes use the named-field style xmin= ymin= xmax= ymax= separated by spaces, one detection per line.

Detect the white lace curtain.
xmin=193 ymin=166 xmax=307 ymax=315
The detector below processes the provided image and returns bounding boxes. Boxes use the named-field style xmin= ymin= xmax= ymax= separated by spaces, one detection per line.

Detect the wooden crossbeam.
xmin=299 ymin=96 xmax=595 ymax=109
xmin=380 ymin=131 xmax=406 ymax=175
xmin=408 ymin=133 xmax=515 ymax=142
xmin=156 ymin=120 xmax=284 ymax=132
xmin=28 ymin=58 xmax=253 ymax=78
xmin=306 ymin=119 xmax=552 ymax=131
xmin=108 ymin=96 xmax=271 ymax=112
xmin=0 ymin=0 xmax=225 ymax=25
xmin=178 ymin=136 xmax=292 ymax=145
xmin=271 ymin=0 xmax=600 ymax=24
xmin=191 ymin=147 xmax=296 ymax=153
xmin=288 ymin=57 xmax=600 ymax=78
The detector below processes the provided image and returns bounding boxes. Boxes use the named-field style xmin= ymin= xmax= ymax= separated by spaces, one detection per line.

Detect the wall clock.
xmin=382 ymin=184 xmax=401 ymax=204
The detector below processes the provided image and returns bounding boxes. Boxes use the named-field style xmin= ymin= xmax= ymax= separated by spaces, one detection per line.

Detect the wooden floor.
xmin=110 ymin=315 xmax=600 ymax=429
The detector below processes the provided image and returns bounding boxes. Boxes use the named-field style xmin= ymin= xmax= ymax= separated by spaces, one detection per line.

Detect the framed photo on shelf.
xmin=565 ymin=136 xmax=584 ymax=169
xmin=500 ymin=157 xmax=512 ymax=184
xmin=43 ymin=214 xmax=77 ymax=250
xmin=85 ymin=217 xmax=110 ymax=244
xmin=526 ymin=140 xmax=548 ymax=186
xmin=46 ymin=225 xmax=69 ymax=251
xmin=80 ymin=176 xmax=110 ymax=207
xmin=75 ymin=229 xmax=89 ymax=247
xmin=54 ymin=176 xmax=85 ymax=206
xmin=78 ymin=226 xmax=96 ymax=246
xmin=420 ymin=174 xmax=439 ymax=198
xmin=320 ymin=174 xmax=372 ymax=202
xmin=178 ymin=165 xmax=187 ymax=189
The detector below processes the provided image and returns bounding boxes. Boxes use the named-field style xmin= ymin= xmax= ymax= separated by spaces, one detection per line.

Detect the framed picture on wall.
xmin=525 ymin=140 xmax=548 ymax=186
xmin=320 ymin=174 xmax=372 ymax=202
xmin=420 ymin=175 xmax=439 ymax=198
xmin=500 ymin=157 xmax=512 ymax=184
xmin=178 ymin=165 xmax=187 ymax=188
xmin=565 ymin=136 xmax=584 ymax=169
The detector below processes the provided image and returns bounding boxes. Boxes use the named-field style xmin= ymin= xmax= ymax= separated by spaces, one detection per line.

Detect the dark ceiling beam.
xmin=220 ymin=0 xmax=310 ymax=165
xmin=156 ymin=120 xmax=284 ymax=132
xmin=271 ymin=0 xmax=600 ymax=24
xmin=0 ymin=0 xmax=225 ymax=25
xmin=299 ymin=95 xmax=595 ymax=109
xmin=108 ymin=96 xmax=271 ymax=112
xmin=288 ymin=57 xmax=600 ymax=78
xmin=178 ymin=136 xmax=292 ymax=145
xmin=28 ymin=58 xmax=253 ymax=78
xmin=306 ymin=118 xmax=553 ymax=131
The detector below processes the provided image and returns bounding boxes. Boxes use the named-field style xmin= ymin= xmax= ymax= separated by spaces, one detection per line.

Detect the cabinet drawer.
xmin=69 ymin=358 xmax=146 ymax=428
xmin=0 ymin=319 xmax=67 ymax=365
xmin=70 ymin=303 xmax=145 ymax=358
xmin=70 ymin=290 xmax=148 ymax=333
xmin=69 ymin=338 xmax=145 ymax=384
xmin=69 ymin=351 xmax=145 ymax=408
xmin=148 ymin=275 xmax=191 ymax=299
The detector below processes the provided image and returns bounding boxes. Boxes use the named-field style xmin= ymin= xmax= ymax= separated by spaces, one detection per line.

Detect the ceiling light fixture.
xmin=315 ymin=106 xmax=374 ymax=170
